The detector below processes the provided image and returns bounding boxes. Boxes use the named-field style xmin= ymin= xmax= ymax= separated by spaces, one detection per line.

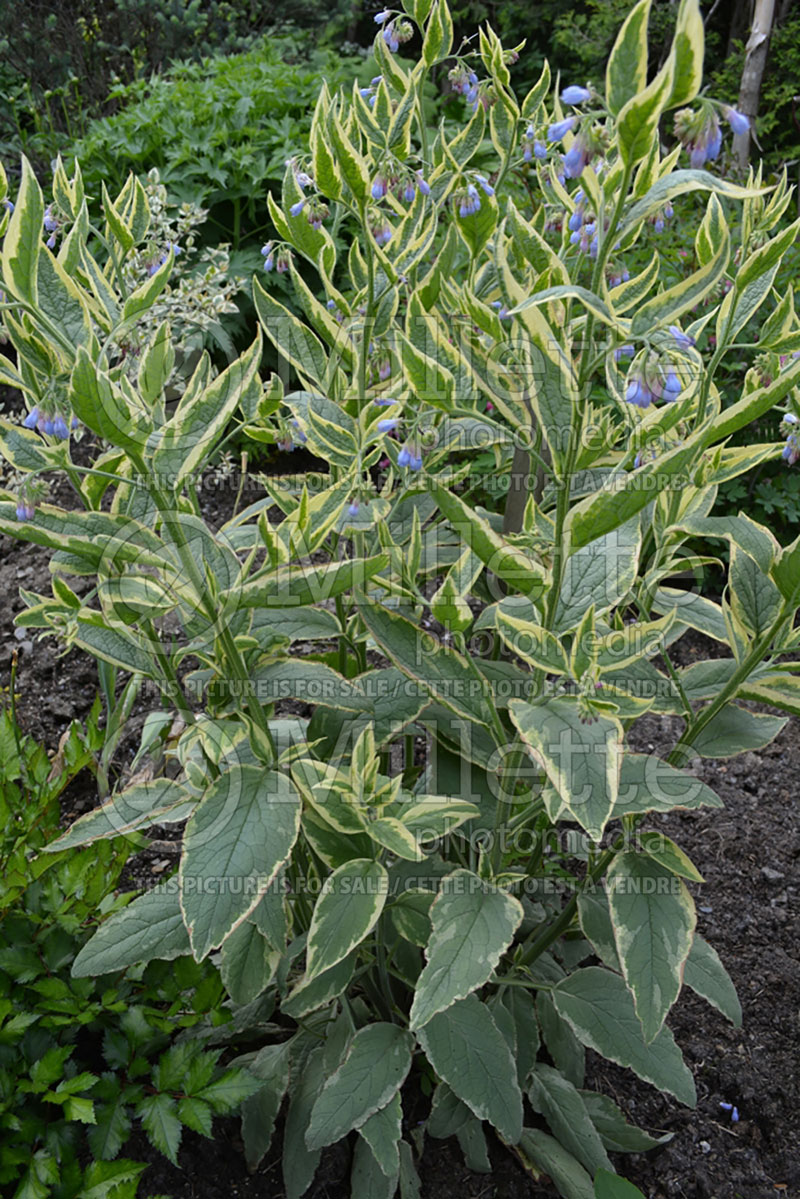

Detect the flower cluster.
xmin=398 ymin=445 xmax=423 ymax=470
xmin=522 ymin=125 xmax=548 ymax=162
xmin=359 ymin=76 xmax=384 ymax=107
xmin=261 ymin=243 xmax=292 ymax=273
xmin=673 ymin=103 xmax=747 ymax=168
xmin=374 ymin=9 xmax=413 ymax=52
xmin=22 ymin=406 xmax=72 ymax=439
xmin=146 ymin=242 xmax=182 ymax=276
xmin=625 ymin=360 xmax=683 ymax=409
xmin=43 ymin=204 xmax=61 ymax=250
xmin=449 ymin=64 xmax=481 ymax=109
xmin=456 ymin=175 xmax=494 ymax=218
xmin=781 ymin=413 xmax=799 ymax=465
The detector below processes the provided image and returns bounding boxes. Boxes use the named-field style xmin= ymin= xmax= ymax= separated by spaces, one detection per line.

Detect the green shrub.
xmin=0 ymin=692 xmax=259 ymax=1197
xmin=3 ymin=1 xmax=800 ymax=1195
xmin=0 ymin=0 xmax=351 ymax=166
xmin=68 ymin=35 xmax=369 ymax=253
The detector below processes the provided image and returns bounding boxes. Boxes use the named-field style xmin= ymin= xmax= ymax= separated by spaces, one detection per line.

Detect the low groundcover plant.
xmin=2 ymin=0 xmax=800 ymax=1195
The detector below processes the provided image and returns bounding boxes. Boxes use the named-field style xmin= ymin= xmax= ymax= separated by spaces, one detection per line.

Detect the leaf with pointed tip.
xmin=305 ymin=859 xmax=388 ymax=980
xmin=416 ymin=995 xmax=523 ymax=1142
xmin=607 ymin=854 xmax=696 ymax=1043
xmin=306 ymin=1024 xmax=413 ymax=1150
xmin=683 ymin=934 xmax=742 ymax=1026
xmin=410 ymin=870 xmax=523 ymax=1029
xmin=180 ymin=767 xmax=301 ymax=961
xmin=72 ymin=887 xmax=190 ymax=976
xmin=552 ymin=968 xmax=696 ymax=1106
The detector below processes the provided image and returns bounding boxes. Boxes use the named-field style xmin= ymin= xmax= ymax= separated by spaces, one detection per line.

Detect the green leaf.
xmin=72 ymin=887 xmax=190 ymax=976
xmin=197 ymin=1068 xmax=262 ymax=1113
xmin=358 ymin=601 xmax=496 ymax=729
xmin=509 ymin=698 xmax=622 ymax=841
xmin=594 ymin=1169 xmax=647 ymax=1199
xmin=241 ymin=1041 xmax=292 ymax=1170
xmin=305 ymin=859 xmax=388 ymax=980
xmin=665 ymin=0 xmax=704 ymax=109
xmin=606 ymin=0 xmax=651 ymax=116
xmin=69 ymin=348 xmax=148 ymax=458
xmin=410 ymin=869 xmax=523 ymax=1028
xmin=219 ymin=920 xmax=278 ymax=1005
xmin=350 ymin=1135 xmax=400 ymax=1198
xmin=537 ymin=990 xmax=585 ymax=1088
xmin=690 ymin=706 xmax=786 ymax=758
xmin=80 ymin=1160 xmax=147 ymax=1199
xmin=283 ymin=1047 xmax=325 ymax=1199
xmin=422 ymin=0 xmax=453 ymax=65
xmin=617 ymin=52 xmax=675 ymax=166
xmin=730 ymin=545 xmax=782 ymax=638
xmin=87 ymin=1090 xmax=132 ymax=1160
xmin=517 ymin=1129 xmax=595 ymax=1199
xmin=528 ymin=1063 xmax=613 ymax=1175
xmin=554 ymin=521 xmax=640 ymax=631
xmin=181 ymin=766 xmax=301 ymax=960
xmin=416 ymin=994 xmax=524 ymax=1142
xmin=241 ymin=554 xmax=389 ymax=608
xmin=630 ymin=213 xmax=729 ymax=337
xmin=552 ymin=968 xmax=696 ymax=1106
xmin=429 ymin=482 xmax=546 ymax=599
xmin=607 ymin=853 xmax=696 ymax=1042
xmin=45 ymin=780 xmax=193 ymax=849
xmin=64 ymin=1095 xmax=96 ymax=1124
xmin=613 ymin=753 xmax=723 ymax=817
xmin=580 ymin=1091 xmax=672 ymax=1153
xmin=282 ymin=952 xmax=357 ymax=1019
xmin=253 ymin=277 xmax=329 ymax=389
xmin=2 ymin=156 xmax=44 ymax=304
xmin=306 ymin=1024 xmax=414 ymax=1150
xmin=683 ymin=934 xmax=742 ymax=1026
xmin=359 ymin=1093 xmax=402 ymax=1178
xmin=152 ymin=333 xmax=262 ymax=488
xmin=623 ymin=170 xmax=766 ymax=237
xmin=138 ymin=1093 xmax=182 ymax=1165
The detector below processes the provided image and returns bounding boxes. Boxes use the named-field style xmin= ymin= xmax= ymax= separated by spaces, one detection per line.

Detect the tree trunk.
xmin=734 ymin=0 xmax=777 ymax=168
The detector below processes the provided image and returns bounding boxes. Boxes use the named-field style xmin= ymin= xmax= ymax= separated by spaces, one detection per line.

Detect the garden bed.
xmin=1 ymin=508 xmax=798 ymax=1199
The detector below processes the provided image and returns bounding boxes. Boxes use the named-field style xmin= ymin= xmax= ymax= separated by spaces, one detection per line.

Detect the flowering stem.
xmin=149 ymin=484 xmax=277 ymax=761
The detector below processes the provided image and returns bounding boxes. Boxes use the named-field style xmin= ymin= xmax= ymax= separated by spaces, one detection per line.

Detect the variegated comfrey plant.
xmin=2 ymin=0 xmax=800 ymax=1195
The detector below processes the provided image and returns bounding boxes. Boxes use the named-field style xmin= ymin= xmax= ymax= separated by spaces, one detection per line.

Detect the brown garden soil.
xmin=1 ymin=404 xmax=798 ymax=1199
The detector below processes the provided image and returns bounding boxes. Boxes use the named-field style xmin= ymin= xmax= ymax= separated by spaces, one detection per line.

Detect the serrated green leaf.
xmin=72 ymin=887 xmax=190 ymax=976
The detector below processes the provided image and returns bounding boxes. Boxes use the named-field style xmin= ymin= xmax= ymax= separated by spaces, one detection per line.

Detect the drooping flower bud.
xmin=22 ymin=406 xmax=39 ymax=430
xmin=548 ymin=116 xmax=577 ymax=142
xmin=725 ymin=106 xmax=750 ymax=136
xmin=669 ymin=325 xmax=695 ymax=349
xmin=560 ymin=85 xmax=591 ymax=105
xmin=661 ymin=368 xmax=683 ymax=400
xmin=625 ymin=376 xmax=652 ymax=409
